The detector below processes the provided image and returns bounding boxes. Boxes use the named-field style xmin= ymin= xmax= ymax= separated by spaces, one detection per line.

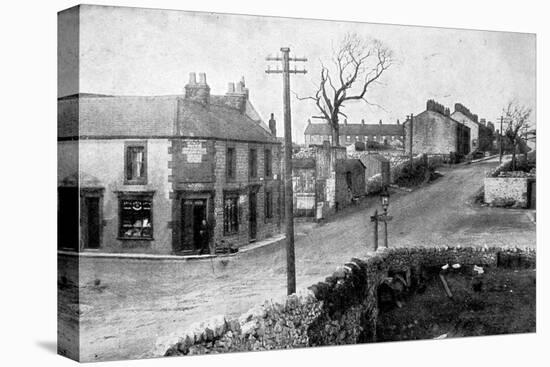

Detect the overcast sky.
xmin=61 ymin=5 xmax=536 ymax=143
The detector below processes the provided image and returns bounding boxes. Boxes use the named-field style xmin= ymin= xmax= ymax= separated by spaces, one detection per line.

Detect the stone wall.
xmin=484 ymin=176 xmax=534 ymax=208
xmin=158 ymin=246 xmax=535 ymax=357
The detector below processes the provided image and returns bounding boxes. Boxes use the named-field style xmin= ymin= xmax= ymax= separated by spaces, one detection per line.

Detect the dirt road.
xmin=63 ymin=158 xmax=535 ymax=361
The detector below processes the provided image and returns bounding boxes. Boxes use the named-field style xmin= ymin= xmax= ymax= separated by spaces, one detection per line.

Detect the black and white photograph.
xmin=2 ymin=1 xmax=548 ymax=366
xmin=56 ymin=3 xmax=539 ymax=363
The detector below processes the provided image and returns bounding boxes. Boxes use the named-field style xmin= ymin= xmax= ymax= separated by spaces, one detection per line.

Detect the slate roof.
xmin=58 ymin=94 xmax=278 ymax=143
xmin=304 ymin=122 xmax=404 ymax=136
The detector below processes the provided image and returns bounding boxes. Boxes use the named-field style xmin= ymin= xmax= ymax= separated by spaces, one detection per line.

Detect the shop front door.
xmin=180 ymin=199 xmax=208 ymax=254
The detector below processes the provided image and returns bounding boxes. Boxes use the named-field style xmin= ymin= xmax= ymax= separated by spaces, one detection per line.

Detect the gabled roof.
xmin=304 ymin=122 xmax=404 ymax=136
xmin=58 ymin=94 xmax=278 ymax=143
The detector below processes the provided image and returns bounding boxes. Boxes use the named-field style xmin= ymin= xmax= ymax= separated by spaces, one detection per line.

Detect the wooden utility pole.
xmin=409 ymin=113 xmax=414 ymax=167
xmin=266 ymin=48 xmax=307 ymax=295
xmin=371 ymin=209 xmax=379 ymax=251
xmin=499 ymin=115 xmax=504 ymax=164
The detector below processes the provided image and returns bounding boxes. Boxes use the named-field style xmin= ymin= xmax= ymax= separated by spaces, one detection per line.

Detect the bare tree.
xmin=502 ymin=101 xmax=532 ymax=170
xmin=298 ymin=33 xmax=393 ymax=146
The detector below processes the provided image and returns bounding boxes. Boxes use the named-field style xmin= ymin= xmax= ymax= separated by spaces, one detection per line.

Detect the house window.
xmin=125 ymin=142 xmax=147 ymax=184
xmin=118 ymin=192 xmax=154 ymax=240
xmin=226 ymin=147 xmax=236 ymax=180
xmin=346 ymin=135 xmax=351 ymax=142
xmin=249 ymin=148 xmax=257 ymax=178
xmin=265 ymin=190 xmax=273 ymax=220
xmin=264 ymin=149 xmax=272 ymax=178
xmin=223 ymin=193 xmax=239 ymax=235
xmin=356 ymin=136 xmax=360 ymax=142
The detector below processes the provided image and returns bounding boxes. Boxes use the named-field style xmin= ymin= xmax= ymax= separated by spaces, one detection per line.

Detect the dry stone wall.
xmin=158 ymin=246 xmax=535 ymax=357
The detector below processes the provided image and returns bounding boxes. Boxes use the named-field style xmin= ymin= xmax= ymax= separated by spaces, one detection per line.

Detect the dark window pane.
xmin=264 ymin=149 xmax=272 ymax=177
xmin=249 ymin=149 xmax=257 ymax=178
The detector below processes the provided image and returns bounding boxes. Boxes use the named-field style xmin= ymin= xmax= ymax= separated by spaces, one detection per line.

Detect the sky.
xmin=60 ymin=5 xmax=536 ymax=143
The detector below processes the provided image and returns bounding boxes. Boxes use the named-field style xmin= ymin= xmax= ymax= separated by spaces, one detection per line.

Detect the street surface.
xmin=64 ymin=158 xmax=535 ymax=361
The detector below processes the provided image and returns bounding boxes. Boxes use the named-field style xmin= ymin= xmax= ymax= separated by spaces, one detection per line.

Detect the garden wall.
xmin=157 ymin=246 xmax=535 ymax=357
xmin=484 ymin=177 xmax=534 ymax=208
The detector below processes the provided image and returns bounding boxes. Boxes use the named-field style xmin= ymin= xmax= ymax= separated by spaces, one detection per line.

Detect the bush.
xmin=366 ymin=174 xmax=383 ymax=195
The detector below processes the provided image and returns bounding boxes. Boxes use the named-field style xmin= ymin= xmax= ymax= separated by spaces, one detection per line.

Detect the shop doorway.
xmin=179 ymin=198 xmax=209 ymax=254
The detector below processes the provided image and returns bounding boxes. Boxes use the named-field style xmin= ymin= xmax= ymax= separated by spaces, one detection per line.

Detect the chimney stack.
xmin=344 ymin=119 xmax=348 ymax=125
xmin=185 ymin=71 xmax=210 ymax=104
xmin=379 ymin=119 xmax=382 ymax=125
xmin=396 ymin=119 xmax=400 ymax=125
xmin=269 ymin=113 xmax=277 ymax=136
xmin=361 ymin=119 xmax=365 ymax=125
xmin=223 ymin=76 xmax=249 ymax=112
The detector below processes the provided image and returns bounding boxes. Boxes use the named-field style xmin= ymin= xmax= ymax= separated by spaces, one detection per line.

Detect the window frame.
xmin=226 ymin=146 xmax=236 ymax=181
xmin=117 ymin=191 xmax=155 ymax=241
xmin=223 ymin=191 xmax=240 ymax=235
xmin=264 ymin=148 xmax=272 ymax=179
xmin=249 ymin=148 xmax=258 ymax=179
xmin=124 ymin=141 xmax=148 ymax=185
xmin=264 ymin=190 xmax=273 ymax=221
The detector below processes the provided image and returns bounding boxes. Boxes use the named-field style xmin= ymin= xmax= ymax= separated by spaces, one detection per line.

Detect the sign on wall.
xmin=182 ymin=140 xmax=207 ymax=163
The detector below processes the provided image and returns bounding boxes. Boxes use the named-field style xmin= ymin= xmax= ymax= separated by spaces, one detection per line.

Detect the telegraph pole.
xmin=409 ymin=113 xmax=414 ymax=167
xmin=266 ymin=48 xmax=307 ymax=295
xmin=499 ymin=115 xmax=504 ymax=163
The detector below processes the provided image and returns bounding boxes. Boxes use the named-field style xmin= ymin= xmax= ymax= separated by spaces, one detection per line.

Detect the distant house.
xmin=304 ymin=118 xmax=404 ymax=147
xmin=451 ymin=103 xmax=481 ymax=152
xmin=58 ymin=73 xmax=283 ymax=255
xmin=405 ymin=100 xmax=470 ymax=156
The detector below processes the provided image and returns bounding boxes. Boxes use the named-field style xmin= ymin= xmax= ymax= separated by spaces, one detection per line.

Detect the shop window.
xmin=125 ymin=142 xmax=147 ymax=184
xmin=223 ymin=193 xmax=239 ymax=235
xmin=118 ymin=192 xmax=154 ymax=240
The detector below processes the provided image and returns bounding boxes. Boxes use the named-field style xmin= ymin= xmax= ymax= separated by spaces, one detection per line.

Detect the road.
xmin=63 ymin=158 xmax=536 ymax=361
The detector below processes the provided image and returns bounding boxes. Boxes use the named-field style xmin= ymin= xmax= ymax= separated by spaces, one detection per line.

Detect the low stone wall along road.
xmin=58 ymin=157 xmax=535 ymax=362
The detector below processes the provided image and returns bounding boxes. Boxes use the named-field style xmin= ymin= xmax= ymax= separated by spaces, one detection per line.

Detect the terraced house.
xmin=304 ymin=118 xmax=404 ymax=147
xmin=58 ymin=73 xmax=282 ymax=255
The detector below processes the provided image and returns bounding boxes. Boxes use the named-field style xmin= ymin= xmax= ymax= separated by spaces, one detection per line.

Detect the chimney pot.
xmin=361 ymin=119 xmax=365 ymax=125
xmin=344 ymin=119 xmax=348 ymax=125
xmin=188 ymin=72 xmax=197 ymax=85
xmin=228 ymin=82 xmax=235 ymax=93
xmin=198 ymin=72 xmax=207 ymax=85
xmin=379 ymin=119 xmax=382 ymax=125
xmin=397 ymin=119 xmax=400 ymax=125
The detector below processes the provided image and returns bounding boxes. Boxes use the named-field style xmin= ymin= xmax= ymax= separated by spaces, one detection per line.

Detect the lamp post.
xmin=380 ymin=189 xmax=390 ymax=248
xmin=370 ymin=188 xmax=392 ymax=250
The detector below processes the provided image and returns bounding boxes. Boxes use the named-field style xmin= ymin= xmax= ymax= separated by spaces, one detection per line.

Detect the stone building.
xmin=58 ymin=73 xmax=283 ymax=255
xmin=304 ymin=119 xmax=404 ymax=147
xmin=405 ymin=100 xmax=470 ymax=156
xmin=451 ymin=103 xmax=481 ymax=152
xmin=292 ymin=143 xmax=364 ymax=218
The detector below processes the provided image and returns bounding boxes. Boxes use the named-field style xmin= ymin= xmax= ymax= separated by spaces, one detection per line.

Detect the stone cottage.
xmin=58 ymin=73 xmax=283 ymax=255
xmin=405 ymin=100 xmax=471 ymax=157
xmin=451 ymin=103 xmax=480 ymax=152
